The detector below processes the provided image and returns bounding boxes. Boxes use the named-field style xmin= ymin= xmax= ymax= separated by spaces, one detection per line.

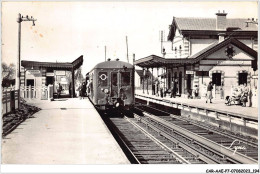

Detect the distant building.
xmin=20 ymin=55 xmax=83 ymax=97
xmin=135 ymin=11 xmax=258 ymax=99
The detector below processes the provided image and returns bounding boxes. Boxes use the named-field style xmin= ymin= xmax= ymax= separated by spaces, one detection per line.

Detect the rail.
xmin=142 ymin=112 xmax=258 ymax=164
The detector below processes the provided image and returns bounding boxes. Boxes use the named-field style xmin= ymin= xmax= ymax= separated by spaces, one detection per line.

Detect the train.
xmin=87 ymin=58 xmax=135 ymax=111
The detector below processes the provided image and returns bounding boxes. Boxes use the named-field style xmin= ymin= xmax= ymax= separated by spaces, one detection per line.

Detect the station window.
xmin=239 ymin=72 xmax=248 ymax=85
xmin=212 ymin=73 xmax=221 ymax=86
xmin=98 ymin=72 xmax=108 ymax=87
xmin=121 ymin=72 xmax=131 ymax=86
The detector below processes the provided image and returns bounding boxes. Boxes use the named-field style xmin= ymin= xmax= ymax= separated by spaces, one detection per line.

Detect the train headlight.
xmin=115 ymin=102 xmax=120 ymax=107
xmin=104 ymin=89 xmax=109 ymax=94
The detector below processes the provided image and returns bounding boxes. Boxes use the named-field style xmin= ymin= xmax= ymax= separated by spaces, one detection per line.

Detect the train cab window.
xmin=98 ymin=72 xmax=108 ymax=87
xmin=121 ymin=72 xmax=130 ymax=86
xmin=112 ymin=73 xmax=118 ymax=86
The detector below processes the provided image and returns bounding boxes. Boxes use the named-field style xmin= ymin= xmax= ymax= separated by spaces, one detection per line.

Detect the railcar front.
xmin=89 ymin=59 xmax=134 ymax=111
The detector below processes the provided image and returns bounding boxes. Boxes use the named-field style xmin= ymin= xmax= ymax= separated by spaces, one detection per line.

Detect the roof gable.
xmin=207 ymin=44 xmax=255 ymax=60
xmin=189 ymin=37 xmax=257 ymax=61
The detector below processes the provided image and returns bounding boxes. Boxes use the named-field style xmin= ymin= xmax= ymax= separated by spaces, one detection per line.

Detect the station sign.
xmin=55 ymin=71 xmax=66 ymax=76
xmin=252 ymin=75 xmax=258 ymax=79
xmin=28 ymin=70 xmax=40 ymax=74
xmin=46 ymin=72 xmax=54 ymax=77
xmin=186 ymin=70 xmax=194 ymax=75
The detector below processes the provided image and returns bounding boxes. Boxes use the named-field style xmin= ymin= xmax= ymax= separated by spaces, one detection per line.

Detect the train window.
xmin=121 ymin=72 xmax=130 ymax=86
xmin=112 ymin=73 xmax=117 ymax=86
xmin=98 ymin=72 xmax=108 ymax=87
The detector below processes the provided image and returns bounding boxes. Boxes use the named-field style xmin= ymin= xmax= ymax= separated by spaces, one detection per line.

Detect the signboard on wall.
xmin=55 ymin=71 xmax=66 ymax=76
xmin=186 ymin=70 xmax=194 ymax=75
xmin=46 ymin=72 xmax=54 ymax=76
xmin=28 ymin=70 xmax=40 ymax=74
xmin=252 ymin=75 xmax=258 ymax=79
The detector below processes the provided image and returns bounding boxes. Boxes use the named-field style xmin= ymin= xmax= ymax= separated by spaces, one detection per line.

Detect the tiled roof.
xmin=174 ymin=18 xmax=258 ymax=31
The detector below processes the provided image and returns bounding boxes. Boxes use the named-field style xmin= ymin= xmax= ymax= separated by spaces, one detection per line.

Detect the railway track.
xmin=104 ymin=114 xmax=207 ymax=164
xmin=135 ymin=103 xmax=258 ymax=164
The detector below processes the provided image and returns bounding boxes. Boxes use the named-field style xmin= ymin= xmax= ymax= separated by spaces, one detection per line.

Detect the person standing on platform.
xmin=152 ymin=82 xmax=155 ymax=95
xmin=170 ymin=80 xmax=176 ymax=98
xmin=241 ymin=83 xmax=249 ymax=107
xmin=220 ymin=82 xmax=224 ymax=99
xmin=81 ymin=82 xmax=86 ymax=99
xmin=155 ymin=80 xmax=158 ymax=96
xmin=193 ymin=85 xmax=199 ymax=99
xmin=57 ymin=83 xmax=62 ymax=99
xmin=206 ymin=81 xmax=213 ymax=103
xmin=160 ymin=81 xmax=164 ymax=98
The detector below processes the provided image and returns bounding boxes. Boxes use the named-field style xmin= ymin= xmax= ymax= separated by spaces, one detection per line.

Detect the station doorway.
xmin=26 ymin=79 xmax=34 ymax=87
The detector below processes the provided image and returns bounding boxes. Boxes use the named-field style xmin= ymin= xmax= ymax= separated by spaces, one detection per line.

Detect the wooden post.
xmin=147 ymin=68 xmax=149 ymax=95
xmin=72 ymin=68 xmax=75 ymax=97
xmin=29 ymin=85 xmax=32 ymax=99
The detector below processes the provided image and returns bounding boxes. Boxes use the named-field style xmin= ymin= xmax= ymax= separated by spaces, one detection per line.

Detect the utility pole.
xmin=16 ymin=13 xmax=36 ymax=108
xmin=105 ymin=46 xmax=106 ymax=61
xmin=126 ymin=36 xmax=129 ymax=63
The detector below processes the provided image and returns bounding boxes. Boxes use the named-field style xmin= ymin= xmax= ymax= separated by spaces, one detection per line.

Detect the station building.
xmin=135 ymin=11 xmax=258 ymax=101
xmin=20 ymin=55 xmax=83 ymax=97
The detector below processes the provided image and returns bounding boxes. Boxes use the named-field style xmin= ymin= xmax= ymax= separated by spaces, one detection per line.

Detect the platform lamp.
xmin=16 ymin=14 xmax=37 ymax=109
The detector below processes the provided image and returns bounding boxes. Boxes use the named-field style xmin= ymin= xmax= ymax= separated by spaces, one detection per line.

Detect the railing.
xmin=2 ymin=87 xmax=19 ymax=115
xmin=20 ymin=85 xmax=48 ymax=100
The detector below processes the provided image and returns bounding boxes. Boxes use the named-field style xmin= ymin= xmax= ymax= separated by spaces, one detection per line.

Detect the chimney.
xmin=218 ymin=33 xmax=225 ymax=43
xmin=216 ymin=10 xmax=227 ymax=30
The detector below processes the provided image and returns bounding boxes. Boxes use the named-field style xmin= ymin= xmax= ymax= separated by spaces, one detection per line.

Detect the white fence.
xmin=20 ymin=86 xmax=48 ymax=100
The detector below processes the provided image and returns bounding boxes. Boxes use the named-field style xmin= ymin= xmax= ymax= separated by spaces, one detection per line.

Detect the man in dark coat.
xmin=57 ymin=83 xmax=62 ymax=99
xmin=81 ymin=82 xmax=87 ymax=99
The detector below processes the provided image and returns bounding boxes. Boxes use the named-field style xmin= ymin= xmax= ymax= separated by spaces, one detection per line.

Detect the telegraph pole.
xmin=16 ymin=13 xmax=36 ymax=108
xmin=126 ymin=36 xmax=129 ymax=63
xmin=105 ymin=46 xmax=106 ymax=61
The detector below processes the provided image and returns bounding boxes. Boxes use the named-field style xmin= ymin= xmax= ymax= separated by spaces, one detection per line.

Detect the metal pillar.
xmin=143 ymin=68 xmax=145 ymax=94
xmin=72 ymin=68 xmax=75 ymax=97
xmin=152 ymin=68 xmax=154 ymax=95
xmin=147 ymin=68 xmax=149 ymax=95
xmin=164 ymin=67 xmax=166 ymax=96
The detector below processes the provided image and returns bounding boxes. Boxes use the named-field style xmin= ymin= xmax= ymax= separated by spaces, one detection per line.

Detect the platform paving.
xmin=2 ymin=98 xmax=130 ymax=164
xmin=135 ymin=90 xmax=258 ymax=119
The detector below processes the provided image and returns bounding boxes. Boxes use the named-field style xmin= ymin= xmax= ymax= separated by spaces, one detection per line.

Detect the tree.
xmin=74 ymin=67 xmax=83 ymax=83
xmin=2 ymin=63 xmax=16 ymax=87
xmin=2 ymin=63 xmax=15 ymax=80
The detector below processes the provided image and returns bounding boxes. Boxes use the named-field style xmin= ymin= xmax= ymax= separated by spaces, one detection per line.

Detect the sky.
xmin=2 ymin=1 xmax=258 ymax=75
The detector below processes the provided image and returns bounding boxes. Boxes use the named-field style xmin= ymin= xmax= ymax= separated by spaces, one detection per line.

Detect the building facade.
xmin=135 ymin=11 xmax=258 ymax=103
xmin=20 ymin=55 xmax=83 ymax=97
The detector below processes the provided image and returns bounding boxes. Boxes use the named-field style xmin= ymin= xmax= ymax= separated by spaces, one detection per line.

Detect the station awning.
xmin=21 ymin=55 xmax=83 ymax=70
xmin=134 ymin=54 xmax=195 ymax=68
xmin=134 ymin=38 xmax=257 ymax=70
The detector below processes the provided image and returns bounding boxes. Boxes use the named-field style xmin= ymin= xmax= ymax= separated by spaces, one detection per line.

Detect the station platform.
xmin=2 ymin=98 xmax=130 ymax=164
xmin=135 ymin=90 xmax=258 ymax=138
xmin=135 ymin=90 xmax=258 ymax=120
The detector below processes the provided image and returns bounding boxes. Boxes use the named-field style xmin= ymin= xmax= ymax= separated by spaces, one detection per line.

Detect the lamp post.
xmin=16 ymin=13 xmax=36 ymax=108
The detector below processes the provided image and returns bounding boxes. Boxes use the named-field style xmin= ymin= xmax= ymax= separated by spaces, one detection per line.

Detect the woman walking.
xmin=206 ymin=81 xmax=213 ymax=103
